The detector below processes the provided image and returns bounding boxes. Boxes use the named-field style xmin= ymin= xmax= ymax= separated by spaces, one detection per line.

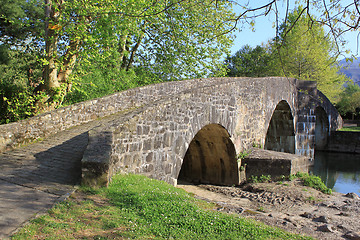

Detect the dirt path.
xmin=178 ymin=180 xmax=360 ymax=240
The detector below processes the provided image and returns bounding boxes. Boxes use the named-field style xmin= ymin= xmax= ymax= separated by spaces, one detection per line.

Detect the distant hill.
xmin=339 ymin=58 xmax=360 ymax=86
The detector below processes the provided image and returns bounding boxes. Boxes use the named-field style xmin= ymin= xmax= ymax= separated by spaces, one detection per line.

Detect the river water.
xmin=311 ymin=151 xmax=360 ymax=195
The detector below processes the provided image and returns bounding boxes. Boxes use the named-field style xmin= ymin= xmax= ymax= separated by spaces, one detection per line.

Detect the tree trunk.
xmin=126 ymin=33 xmax=144 ymax=71
xmin=44 ymin=0 xmax=60 ymax=91
xmin=39 ymin=0 xmax=79 ymax=111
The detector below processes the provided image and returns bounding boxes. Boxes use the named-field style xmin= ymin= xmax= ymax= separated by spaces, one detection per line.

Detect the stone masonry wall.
xmin=325 ymin=131 xmax=360 ymax=153
xmin=296 ymin=81 xmax=317 ymax=159
xmin=295 ymin=81 xmax=343 ymax=159
xmin=82 ymin=77 xmax=301 ymax=186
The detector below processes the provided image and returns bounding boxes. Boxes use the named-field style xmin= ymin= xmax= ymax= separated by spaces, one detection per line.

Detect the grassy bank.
xmin=338 ymin=126 xmax=360 ymax=132
xmin=12 ymin=174 xmax=312 ymax=240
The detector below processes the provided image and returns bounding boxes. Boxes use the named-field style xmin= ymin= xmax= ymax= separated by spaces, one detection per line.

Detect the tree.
xmin=228 ymin=5 xmax=351 ymax=102
xmin=270 ymin=7 xmax=348 ymax=102
xmin=0 ymin=0 xmax=44 ymax=123
xmin=0 ymin=47 xmax=43 ymax=124
xmin=0 ymin=0 xmax=236 ymax=121
xmin=336 ymin=83 xmax=360 ymax=119
xmin=225 ymin=45 xmax=275 ymax=77
xmin=0 ymin=0 xmax=43 ymax=45
xmin=1 ymin=0 xmax=360 ymax=123
xmin=37 ymin=0 xmax=235 ymax=110
xmin=229 ymin=1 xmax=360 ymax=57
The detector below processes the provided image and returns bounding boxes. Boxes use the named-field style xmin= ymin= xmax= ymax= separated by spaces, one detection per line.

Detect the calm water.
xmin=311 ymin=151 xmax=360 ymax=195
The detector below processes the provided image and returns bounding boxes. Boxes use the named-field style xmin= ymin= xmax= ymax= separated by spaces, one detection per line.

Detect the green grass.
xmin=249 ymin=174 xmax=272 ymax=183
xmin=338 ymin=126 xmax=360 ymax=132
xmin=12 ymin=174 xmax=313 ymax=240
xmin=291 ymin=172 xmax=332 ymax=194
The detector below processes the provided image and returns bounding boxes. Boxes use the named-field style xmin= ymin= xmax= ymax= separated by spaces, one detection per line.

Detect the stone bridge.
xmin=0 ymin=77 xmax=342 ymax=188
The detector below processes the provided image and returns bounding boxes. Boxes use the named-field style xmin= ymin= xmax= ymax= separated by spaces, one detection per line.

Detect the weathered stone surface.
xmin=325 ymin=131 xmax=360 ymax=154
xmin=344 ymin=231 xmax=360 ymax=240
xmin=80 ymin=77 xmax=341 ymax=186
xmin=0 ymin=78 xmax=234 ymax=153
xmin=345 ymin=192 xmax=360 ymax=199
xmin=243 ymin=148 xmax=311 ymax=179
xmin=313 ymin=215 xmax=330 ymax=223
xmin=318 ymin=224 xmax=337 ymax=233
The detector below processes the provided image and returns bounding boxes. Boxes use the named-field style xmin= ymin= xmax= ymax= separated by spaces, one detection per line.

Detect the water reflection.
xmin=311 ymin=151 xmax=360 ymax=195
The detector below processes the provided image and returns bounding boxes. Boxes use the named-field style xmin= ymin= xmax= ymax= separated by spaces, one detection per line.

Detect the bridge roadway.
xmin=0 ymin=112 xmax=125 ymax=238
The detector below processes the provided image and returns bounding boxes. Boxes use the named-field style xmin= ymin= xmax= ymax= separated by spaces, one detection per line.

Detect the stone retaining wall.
xmin=243 ymin=148 xmax=311 ymax=179
xmin=325 ymin=131 xmax=360 ymax=153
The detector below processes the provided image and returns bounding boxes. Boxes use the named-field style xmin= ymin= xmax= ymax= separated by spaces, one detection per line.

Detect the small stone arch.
xmin=177 ymin=124 xmax=238 ymax=185
xmin=265 ymin=100 xmax=295 ymax=153
xmin=315 ymin=106 xmax=329 ymax=150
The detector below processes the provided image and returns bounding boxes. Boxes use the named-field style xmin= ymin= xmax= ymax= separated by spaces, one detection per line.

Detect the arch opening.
xmin=265 ymin=100 xmax=295 ymax=154
xmin=315 ymin=106 xmax=329 ymax=150
xmin=178 ymin=124 xmax=238 ymax=185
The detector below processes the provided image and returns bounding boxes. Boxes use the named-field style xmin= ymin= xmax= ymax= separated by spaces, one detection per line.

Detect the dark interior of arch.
xmin=315 ymin=106 xmax=329 ymax=150
xmin=178 ymin=124 xmax=238 ymax=185
xmin=265 ymin=100 xmax=295 ymax=154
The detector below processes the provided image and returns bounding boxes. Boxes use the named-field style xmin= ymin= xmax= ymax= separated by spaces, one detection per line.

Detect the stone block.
xmin=146 ymin=152 xmax=153 ymax=163
xmin=81 ymin=161 xmax=110 ymax=188
xmin=143 ymin=138 xmax=152 ymax=151
xmin=243 ymin=148 xmax=311 ymax=179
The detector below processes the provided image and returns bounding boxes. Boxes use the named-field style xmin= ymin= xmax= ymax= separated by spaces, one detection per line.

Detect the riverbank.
xmin=10 ymin=174 xmax=360 ymax=239
xmin=178 ymin=180 xmax=360 ymax=240
xmin=11 ymin=174 xmax=311 ymax=240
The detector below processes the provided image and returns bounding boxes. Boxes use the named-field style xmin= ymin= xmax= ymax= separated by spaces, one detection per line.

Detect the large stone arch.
xmin=315 ymin=106 xmax=329 ymax=150
xmin=177 ymin=124 xmax=238 ymax=185
xmin=265 ymin=100 xmax=295 ymax=153
xmin=80 ymin=77 xmax=343 ymax=187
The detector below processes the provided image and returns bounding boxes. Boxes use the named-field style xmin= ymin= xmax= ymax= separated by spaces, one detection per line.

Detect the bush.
xmin=291 ymin=172 xmax=332 ymax=194
xmin=249 ymin=175 xmax=271 ymax=183
xmin=0 ymin=48 xmax=42 ymax=124
xmin=63 ymin=66 xmax=161 ymax=106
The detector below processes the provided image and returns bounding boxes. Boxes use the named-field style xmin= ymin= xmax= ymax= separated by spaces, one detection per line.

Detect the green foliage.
xmin=252 ymin=142 xmax=263 ymax=148
xmin=306 ymin=196 xmax=316 ymax=202
xmin=0 ymin=0 xmax=44 ymax=44
xmin=132 ymin=0 xmax=235 ymax=80
xmin=240 ymin=164 xmax=247 ymax=171
xmin=1 ymin=0 xmax=236 ymax=120
xmin=290 ymin=172 xmax=332 ymax=194
xmin=63 ymin=66 xmax=160 ymax=105
xmin=338 ymin=126 xmax=360 ymax=132
xmin=336 ymin=83 xmax=360 ymax=118
xmin=49 ymin=0 xmax=235 ymax=83
xmin=228 ymin=6 xmax=349 ymax=103
xmin=249 ymin=175 xmax=272 ymax=183
xmin=257 ymin=206 xmax=266 ymax=212
xmin=225 ymin=45 xmax=275 ymax=77
xmin=270 ymin=6 xmax=348 ymax=102
xmin=0 ymin=48 xmax=43 ymax=124
xmin=13 ymin=174 xmax=313 ymax=240
xmin=236 ymin=150 xmax=251 ymax=162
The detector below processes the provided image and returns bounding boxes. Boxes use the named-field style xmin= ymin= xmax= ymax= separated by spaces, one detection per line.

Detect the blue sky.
xmin=229 ymin=1 xmax=359 ymax=60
